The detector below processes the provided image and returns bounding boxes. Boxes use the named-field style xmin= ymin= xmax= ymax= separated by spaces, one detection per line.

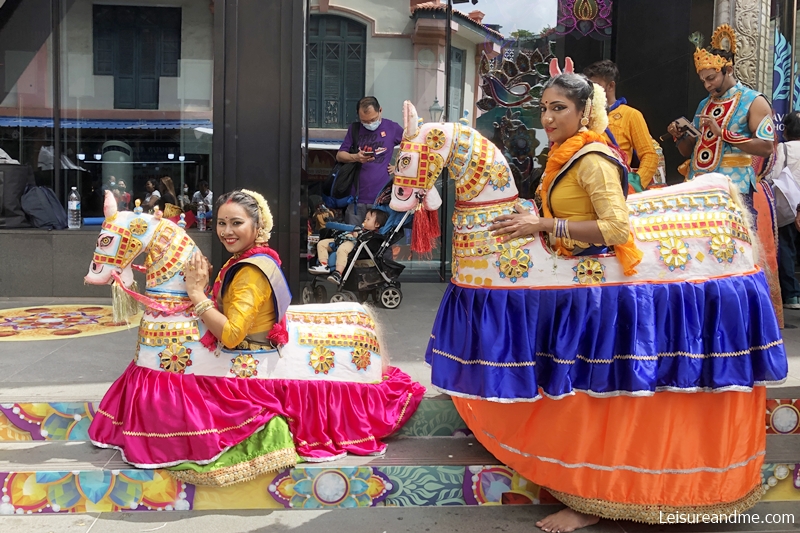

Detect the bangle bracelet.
xmin=563 ymin=219 xmax=571 ymax=241
xmin=194 ymin=299 xmax=215 ymax=317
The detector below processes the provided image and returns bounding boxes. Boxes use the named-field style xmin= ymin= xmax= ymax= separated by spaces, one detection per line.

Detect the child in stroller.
xmin=304 ymin=205 xmax=410 ymax=308
xmin=309 ymin=208 xmax=388 ymax=285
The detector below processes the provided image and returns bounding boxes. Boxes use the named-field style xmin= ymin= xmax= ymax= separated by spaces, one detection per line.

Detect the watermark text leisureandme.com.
xmin=660 ymin=511 xmax=795 ymax=524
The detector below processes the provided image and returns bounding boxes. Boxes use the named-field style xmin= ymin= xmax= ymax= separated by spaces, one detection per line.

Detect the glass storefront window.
xmin=59 ymin=0 xmax=213 ymax=219
xmin=302 ymin=1 xmax=557 ymax=281
xmin=0 ymin=0 xmax=54 ymax=193
xmin=0 ymin=0 xmax=214 ymax=221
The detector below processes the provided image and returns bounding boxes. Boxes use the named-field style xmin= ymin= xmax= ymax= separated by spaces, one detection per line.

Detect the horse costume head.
xmin=85 ymin=191 xmax=193 ymax=291
xmin=390 ymin=100 xmax=519 ymax=215
xmin=389 ymin=100 xmax=520 ymax=254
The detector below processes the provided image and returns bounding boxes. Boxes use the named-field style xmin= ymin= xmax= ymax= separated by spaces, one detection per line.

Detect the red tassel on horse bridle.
xmin=410 ymin=203 xmax=441 ymax=256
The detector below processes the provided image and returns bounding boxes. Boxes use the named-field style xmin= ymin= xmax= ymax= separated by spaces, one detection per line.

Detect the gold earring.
xmin=580 ymin=116 xmax=589 ymax=127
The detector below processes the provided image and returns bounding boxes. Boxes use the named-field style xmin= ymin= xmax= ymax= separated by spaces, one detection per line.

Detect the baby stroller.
xmin=303 ymin=206 xmax=411 ymax=309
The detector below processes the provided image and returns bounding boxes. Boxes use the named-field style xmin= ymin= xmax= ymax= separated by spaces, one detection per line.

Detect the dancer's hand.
xmin=698 ymin=114 xmax=722 ymax=138
xmin=185 ymin=251 xmax=211 ymax=301
xmin=489 ymin=205 xmax=541 ymax=241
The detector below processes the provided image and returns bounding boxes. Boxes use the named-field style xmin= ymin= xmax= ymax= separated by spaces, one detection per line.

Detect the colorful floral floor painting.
xmin=1 ymin=464 xmax=797 ymax=514
xmin=0 ymin=306 xmax=139 ymax=341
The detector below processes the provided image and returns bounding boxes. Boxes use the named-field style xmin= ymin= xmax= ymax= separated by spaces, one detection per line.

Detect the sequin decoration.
xmin=496 ymin=248 xmax=532 ymax=283
xmin=490 ymin=163 xmax=511 ymax=191
xmin=129 ymin=218 xmax=149 ymax=236
xmin=309 ymin=345 xmax=335 ymax=375
xmin=709 ymin=234 xmax=736 ymax=263
xmin=351 ymin=346 xmax=372 ymax=371
xmin=299 ymin=327 xmax=380 ymax=352
xmin=230 ymin=354 xmax=260 ymax=378
xmin=572 ymin=258 xmax=606 ymax=285
xmin=158 ymin=343 xmax=193 ymax=374
xmin=426 ymin=129 xmax=446 ymax=150
xmin=658 ymin=237 xmax=691 ymax=271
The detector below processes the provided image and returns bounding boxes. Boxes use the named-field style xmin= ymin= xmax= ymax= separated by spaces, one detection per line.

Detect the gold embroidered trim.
xmin=167 ymin=447 xmax=297 ymax=487
xmin=284 ymin=310 xmax=376 ymax=330
xmin=122 ymin=409 xmax=265 ymax=438
xmin=338 ymin=435 xmax=376 ymax=446
xmin=453 ymin=198 xmax=522 ymax=229
xmin=298 ymin=327 xmax=380 ymax=352
xmin=433 ymin=348 xmax=536 ymax=367
xmin=298 ymin=439 xmax=334 ymax=448
xmin=98 ymin=409 xmax=124 ymax=425
xmin=393 ymin=392 xmax=414 ymax=429
xmin=546 ymin=483 xmax=765 ymax=524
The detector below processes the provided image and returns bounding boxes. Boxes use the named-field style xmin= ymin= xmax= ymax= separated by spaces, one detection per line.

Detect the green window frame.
xmin=308 ymin=15 xmax=366 ymax=129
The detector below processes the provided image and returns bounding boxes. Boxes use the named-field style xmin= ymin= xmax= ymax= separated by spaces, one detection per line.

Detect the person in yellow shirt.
xmin=584 ymin=60 xmax=660 ymax=191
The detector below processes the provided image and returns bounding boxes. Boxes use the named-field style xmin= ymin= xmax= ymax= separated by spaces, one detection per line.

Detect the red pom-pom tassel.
xmin=411 ymin=208 xmax=440 ymax=256
xmin=268 ymin=318 xmax=289 ymax=346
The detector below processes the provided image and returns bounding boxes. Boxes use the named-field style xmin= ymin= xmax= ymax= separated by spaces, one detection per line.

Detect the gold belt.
xmin=234 ymin=339 xmax=275 ymax=351
xmin=720 ymin=154 xmax=752 ymax=168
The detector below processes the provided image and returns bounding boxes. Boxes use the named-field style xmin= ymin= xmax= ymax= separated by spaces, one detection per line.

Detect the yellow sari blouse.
xmin=219 ymin=265 xmax=276 ymax=349
xmin=548 ymin=152 xmax=631 ymax=253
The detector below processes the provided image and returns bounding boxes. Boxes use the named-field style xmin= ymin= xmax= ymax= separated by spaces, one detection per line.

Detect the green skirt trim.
xmin=167 ymin=416 xmax=300 ymax=487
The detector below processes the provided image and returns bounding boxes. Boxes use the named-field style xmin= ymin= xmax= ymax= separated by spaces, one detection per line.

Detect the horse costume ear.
xmin=548 ymin=57 xmax=576 ymax=77
xmin=549 ymin=58 xmax=561 ymax=77
xmin=403 ymin=100 xmax=420 ymax=138
xmin=103 ymin=190 xmax=118 ymax=219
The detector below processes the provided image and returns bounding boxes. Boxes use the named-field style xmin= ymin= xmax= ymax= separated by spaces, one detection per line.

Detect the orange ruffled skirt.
xmin=454 ymin=388 xmax=766 ymax=523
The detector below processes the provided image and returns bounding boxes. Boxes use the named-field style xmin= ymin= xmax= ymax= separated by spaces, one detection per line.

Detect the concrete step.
xmin=0 ymin=433 xmax=798 ymax=514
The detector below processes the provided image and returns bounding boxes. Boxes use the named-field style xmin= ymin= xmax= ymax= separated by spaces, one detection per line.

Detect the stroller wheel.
xmin=313 ymin=285 xmax=328 ymax=303
xmin=378 ymin=286 xmax=403 ymax=309
xmin=330 ymin=290 xmax=358 ymax=303
xmin=301 ymin=284 xmax=315 ymax=304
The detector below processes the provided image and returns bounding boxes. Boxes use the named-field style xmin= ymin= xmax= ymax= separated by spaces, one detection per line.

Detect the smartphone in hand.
xmin=674 ymin=116 xmax=701 ymax=138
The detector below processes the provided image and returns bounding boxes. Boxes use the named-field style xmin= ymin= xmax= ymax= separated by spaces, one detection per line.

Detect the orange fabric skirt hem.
xmin=453 ymin=388 xmax=766 ymax=514
xmin=547 ymin=483 xmax=765 ymax=524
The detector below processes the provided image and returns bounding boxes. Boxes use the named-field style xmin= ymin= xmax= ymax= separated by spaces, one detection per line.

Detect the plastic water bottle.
xmin=68 ymin=187 xmax=81 ymax=229
xmin=197 ymin=202 xmax=206 ymax=231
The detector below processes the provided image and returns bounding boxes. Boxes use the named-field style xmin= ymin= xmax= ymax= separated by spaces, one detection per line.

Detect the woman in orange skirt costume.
xmin=418 ymin=60 xmax=788 ymax=532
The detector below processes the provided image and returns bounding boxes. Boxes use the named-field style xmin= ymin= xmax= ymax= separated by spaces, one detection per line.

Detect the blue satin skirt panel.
xmin=426 ymin=271 xmax=787 ymax=401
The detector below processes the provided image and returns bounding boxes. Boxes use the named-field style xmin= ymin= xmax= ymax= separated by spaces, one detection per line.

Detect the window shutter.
xmin=309 ymin=15 xmax=365 ymax=129
xmin=308 ymin=42 xmax=320 ymax=128
xmin=322 ymin=42 xmax=342 ymax=127
xmin=114 ymin=27 xmax=137 ymax=109
xmin=448 ymin=48 xmax=465 ymax=121
xmin=137 ymin=26 xmax=160 ymax=109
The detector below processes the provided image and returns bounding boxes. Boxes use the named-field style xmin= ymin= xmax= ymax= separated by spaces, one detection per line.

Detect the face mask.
xmin=184 ymin=186 xmax=188 ymax=192
xmin=362 ymin=119 xmax=381 ymax=131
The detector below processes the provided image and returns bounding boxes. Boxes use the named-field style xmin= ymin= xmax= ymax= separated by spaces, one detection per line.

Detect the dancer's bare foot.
xmin=536 ymin=508 xmax=600 ymax=532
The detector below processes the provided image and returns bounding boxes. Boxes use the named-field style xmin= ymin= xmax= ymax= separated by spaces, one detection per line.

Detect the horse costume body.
xmin=85 ymin=193 xmax=424 ymax=484
xmin=390 ymin=101 xmax=787 ymax=521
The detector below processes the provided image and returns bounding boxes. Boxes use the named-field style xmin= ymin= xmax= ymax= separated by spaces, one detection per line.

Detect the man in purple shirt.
xmin=337 ymin=96 xmax=404 ymax=225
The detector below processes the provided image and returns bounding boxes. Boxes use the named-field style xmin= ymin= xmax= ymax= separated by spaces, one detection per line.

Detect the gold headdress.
xmin=240 ymin=189 xmax=273 ymax=244
xmin=690 ymin=24 xmax=737 ymax=73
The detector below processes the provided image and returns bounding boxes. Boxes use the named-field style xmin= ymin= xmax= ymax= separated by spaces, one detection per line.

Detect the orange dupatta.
xmin=541 ymin=130 xmax=643 ymax=276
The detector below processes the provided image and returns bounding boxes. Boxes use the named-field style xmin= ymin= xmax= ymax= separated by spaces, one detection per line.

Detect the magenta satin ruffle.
xmin=89 ymin=362 xmax=425 ymax=467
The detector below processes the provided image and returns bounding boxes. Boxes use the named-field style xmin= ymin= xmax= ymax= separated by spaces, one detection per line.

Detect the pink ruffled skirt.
xmin=89 ymin=362 xmax=425 ymax=468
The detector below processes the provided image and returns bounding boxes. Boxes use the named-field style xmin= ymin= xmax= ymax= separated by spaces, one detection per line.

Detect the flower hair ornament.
xmin=548 ymin=57 xmax=609 ymax=135
xmin=240 ymin=188 xmax=273 ymax=244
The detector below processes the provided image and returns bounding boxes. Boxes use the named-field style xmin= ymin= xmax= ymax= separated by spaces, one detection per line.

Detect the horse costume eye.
xmin=397 ymin=155 xmax=412 ymax=172
xmin=99 ymin=235 xmax=113 ymax=247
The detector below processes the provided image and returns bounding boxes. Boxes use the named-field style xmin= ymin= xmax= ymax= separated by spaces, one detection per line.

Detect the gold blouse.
xmin=549 ymin=153 xmax=630 ymax=252
xmin=219 ymin=265 xmax=276 ymax=349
